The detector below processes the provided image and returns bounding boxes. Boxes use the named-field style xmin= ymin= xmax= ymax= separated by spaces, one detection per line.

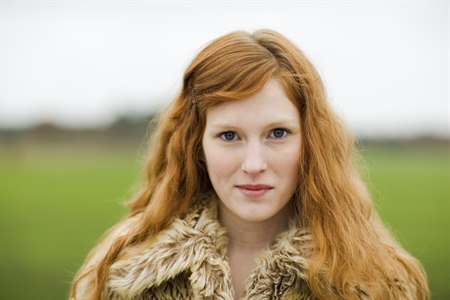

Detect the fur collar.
xmin=106 ymin=193 xmax=314 ymax=299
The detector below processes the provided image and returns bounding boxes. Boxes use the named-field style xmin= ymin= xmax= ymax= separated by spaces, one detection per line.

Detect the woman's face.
xmin=202 ymin=79 xmax=301 ymax=223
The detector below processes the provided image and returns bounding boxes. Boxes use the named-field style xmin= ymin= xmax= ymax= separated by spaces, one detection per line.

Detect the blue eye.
xmin=270 ymin=128 xmax=288 ymax=139
xmin=220 ymin=131 xmax=237 ymax=141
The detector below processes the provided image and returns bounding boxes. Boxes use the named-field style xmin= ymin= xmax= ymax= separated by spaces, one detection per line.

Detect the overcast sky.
xmin=1 ymin=0 xmax=448 ymax=137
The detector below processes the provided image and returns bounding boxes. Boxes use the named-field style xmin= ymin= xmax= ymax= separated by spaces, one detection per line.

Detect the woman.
xmin=70 ymin=29 xmax=429 ymax=299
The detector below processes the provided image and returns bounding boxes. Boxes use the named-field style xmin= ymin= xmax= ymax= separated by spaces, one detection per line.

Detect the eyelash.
xmin=219 ymin=128 xmax=290 ymax=142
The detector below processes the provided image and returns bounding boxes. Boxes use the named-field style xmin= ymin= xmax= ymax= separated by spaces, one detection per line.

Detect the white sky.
xmin=1 ymin=0 xmax=448 ymax=137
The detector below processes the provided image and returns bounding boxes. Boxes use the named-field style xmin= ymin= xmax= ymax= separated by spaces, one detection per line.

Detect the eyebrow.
xmin=209 ymin=119 xmax=300 ymax=130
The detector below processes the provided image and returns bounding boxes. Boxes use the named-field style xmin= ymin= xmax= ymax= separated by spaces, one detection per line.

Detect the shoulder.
xmin=71 ymin=214 xmax=141 ymax=300
xmin=72 ymin=193 xmax=217 ymax=299
xmin=106 ymin=194 xmax=225 ymax=298
xmin=88 ymin=214 xmax=142 ymax=268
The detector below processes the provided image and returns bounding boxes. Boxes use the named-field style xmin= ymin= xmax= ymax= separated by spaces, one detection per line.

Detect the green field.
xmin=0 ymin=142 xmax=448 ymax=299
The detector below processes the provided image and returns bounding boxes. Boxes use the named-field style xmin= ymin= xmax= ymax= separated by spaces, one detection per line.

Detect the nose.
xmin=241 ymin=142 xmax=267 ymax=175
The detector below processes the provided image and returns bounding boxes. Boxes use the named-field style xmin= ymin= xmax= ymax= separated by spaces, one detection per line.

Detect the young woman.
xmin=70 ymin=29 xmax=429 ymax=299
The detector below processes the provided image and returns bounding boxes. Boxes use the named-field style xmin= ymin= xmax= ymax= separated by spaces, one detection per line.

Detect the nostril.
xmin=241 ymin=143 xmax=267 ymax=174
xmin=241 ymin=158 xmax=267 ymax=174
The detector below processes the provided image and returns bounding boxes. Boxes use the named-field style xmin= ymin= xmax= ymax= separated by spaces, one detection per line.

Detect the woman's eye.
xmin=220 ymin=131 xmax=237 ymax=141
xmin=270 ymin=128 xmax=288 ymax=139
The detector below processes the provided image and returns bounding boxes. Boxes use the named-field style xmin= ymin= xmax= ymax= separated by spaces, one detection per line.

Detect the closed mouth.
xmin=236 ymin=184 xmax=273 ymax=190
xmin=236 ymin=184 xmax=273 ymax=197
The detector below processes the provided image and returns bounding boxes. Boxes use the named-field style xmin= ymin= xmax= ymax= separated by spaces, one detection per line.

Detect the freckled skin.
xmin=202 ymin=79 xmax=302 ymax=224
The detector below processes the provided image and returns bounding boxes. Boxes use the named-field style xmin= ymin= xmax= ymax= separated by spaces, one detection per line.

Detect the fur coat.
xmin=73 ymin=193 xmax=415 ymax=300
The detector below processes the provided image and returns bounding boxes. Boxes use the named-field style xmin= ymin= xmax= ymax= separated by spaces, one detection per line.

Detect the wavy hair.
xmin=70 ymin=29 xmax=429 ymax=299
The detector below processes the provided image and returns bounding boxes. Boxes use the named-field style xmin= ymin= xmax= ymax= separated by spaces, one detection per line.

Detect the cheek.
xmin=203 ymin=144 xmax=236 ymax=185
xmin=274 ymin=143 xmax=301 ymax=179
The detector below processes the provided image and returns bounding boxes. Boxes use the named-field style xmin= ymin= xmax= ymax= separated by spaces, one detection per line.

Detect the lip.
xmin=236 ymin=184 xmax=273 ymax=197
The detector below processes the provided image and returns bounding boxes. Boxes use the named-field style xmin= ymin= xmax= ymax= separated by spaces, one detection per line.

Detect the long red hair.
xmin=70 ymin=29 xmax=429 ymax=299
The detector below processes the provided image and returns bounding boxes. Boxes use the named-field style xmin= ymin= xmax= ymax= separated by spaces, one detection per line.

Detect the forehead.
xmin=205 ymin=79 xmax=300 ymax=127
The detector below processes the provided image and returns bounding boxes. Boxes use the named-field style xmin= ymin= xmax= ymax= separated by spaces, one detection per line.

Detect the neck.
xmin=218 ymin=201 xmax=294 ymax=251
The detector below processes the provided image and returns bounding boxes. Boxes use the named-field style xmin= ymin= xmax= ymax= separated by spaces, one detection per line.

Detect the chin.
xmin=234 ymin=206 xmax=277 ymax=223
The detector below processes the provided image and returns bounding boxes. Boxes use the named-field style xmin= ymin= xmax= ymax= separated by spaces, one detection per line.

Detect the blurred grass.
xmin=0 ymin=142 xmax=448 ymax=299
xmin=361 ymin=145 xmax=449 ymax=299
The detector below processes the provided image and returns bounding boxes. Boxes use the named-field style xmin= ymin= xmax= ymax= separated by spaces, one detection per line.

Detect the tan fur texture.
xmin=81 ymin=194 xmax=415 ymax=300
